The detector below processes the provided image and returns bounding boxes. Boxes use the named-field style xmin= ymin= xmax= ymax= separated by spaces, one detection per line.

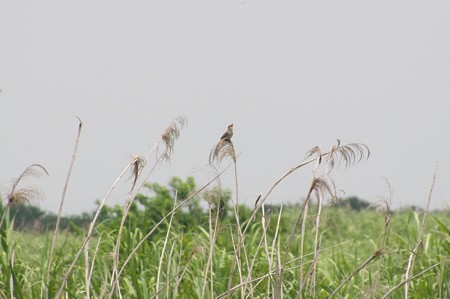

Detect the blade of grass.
xmin=404 ymin=162 xmax=438 ymax=298
xmin=46 ymin=117 xmax=83 ymax=298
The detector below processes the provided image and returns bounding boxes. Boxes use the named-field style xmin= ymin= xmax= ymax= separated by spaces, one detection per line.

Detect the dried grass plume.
xmin=6 ymin=164 xmax=49 ymax=206
xmin=160 ymin=116 xmax=188 ymax=161
xmin=209 ymin=124 xmax=236 ymax=165
xmin=306 ymin=141 xmax=370 ymax=173
xmin=128 ymin=155 xmax=146 ymax=193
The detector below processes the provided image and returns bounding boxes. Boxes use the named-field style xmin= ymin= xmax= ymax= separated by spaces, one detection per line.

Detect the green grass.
xmin=1 ymin=206 xmax=449 ymax=298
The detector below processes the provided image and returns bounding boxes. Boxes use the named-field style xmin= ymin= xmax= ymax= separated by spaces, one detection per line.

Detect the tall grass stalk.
xmin=228 ymin=224 xmax=244 ymax=298
xmin=87 ymin=234 xmax=102 ymax=298
xmin=201 ymin=192 xmax=221 ymax=298
xmin=84 ymin=235 xmax=90 ymax=299
xmin=166 ymin=242 xmax=176 ymax=298
xmin=231 ymin=156 xmax=254 ymax=297
xmin=298 ymin=155 xmax=322 ymax=296
xmin=309 ymin=144 xmax=337 ymax=295
xmin=373 ymin=179 xmax=392 ymax=290
xmin=46 ymin=117 xmax=83 ymax=299
xmin=261 ymin=204 xmax=271 ymax=277
xmin=404 ymin=162 xmax=438 ymax=298
xmin=9 ymin=249 xmax=15 ymax=299
xmin=209 ymin=133 xmax=251 ymax=298
xmin=271 ymin=205 xmax=284 ymax=299
xmin=244 ymin=204 xmax=269 ymax=294
xmin=156 ymin=192 xmax=177 ymax=297
xmin=218 ymin=272 xmax=276 ymax=298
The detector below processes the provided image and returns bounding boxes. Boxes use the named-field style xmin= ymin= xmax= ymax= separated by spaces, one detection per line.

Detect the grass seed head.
xmin=210 ymin=124 xmax=236 ymax=165
xmin=326 ymin=142 xmax=370 ymax=171
xmin=6 ymin=164 xmax=49 ymax=206
xmin=160 ymin=116 xmax=187 ymax=161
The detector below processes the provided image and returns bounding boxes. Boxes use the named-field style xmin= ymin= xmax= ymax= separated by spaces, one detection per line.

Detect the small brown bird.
xmin=220 ymin=124 xmax=234 ymax=141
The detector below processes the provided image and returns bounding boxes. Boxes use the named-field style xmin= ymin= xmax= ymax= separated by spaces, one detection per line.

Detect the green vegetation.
xmin=1 ymin=190 xmax=449 ymax=298
xmin=1 ymin=117 xmax=448 ymax=298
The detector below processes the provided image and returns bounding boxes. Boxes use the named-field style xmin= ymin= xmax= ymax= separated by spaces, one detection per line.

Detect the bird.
xmin=220 ymin=124 xmax=234 ymax=141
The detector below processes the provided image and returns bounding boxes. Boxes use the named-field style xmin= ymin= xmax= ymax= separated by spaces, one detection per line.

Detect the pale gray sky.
xmin=1 ymin=1 xmax=449 ymax=215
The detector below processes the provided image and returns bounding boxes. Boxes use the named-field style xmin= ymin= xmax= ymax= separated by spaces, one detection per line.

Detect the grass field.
xmin=2 ymin=205 xmax=449 ymax=298
xmin=1 ymin=117 xmax=449 ymax=298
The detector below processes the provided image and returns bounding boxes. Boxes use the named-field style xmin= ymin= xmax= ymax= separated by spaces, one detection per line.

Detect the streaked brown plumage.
xmin=220 ymin=124 xmax=233 ymax=141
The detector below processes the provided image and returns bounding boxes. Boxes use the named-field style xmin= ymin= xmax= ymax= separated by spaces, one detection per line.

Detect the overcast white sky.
xmin=1 ymin=1 xmax=449 ymax=215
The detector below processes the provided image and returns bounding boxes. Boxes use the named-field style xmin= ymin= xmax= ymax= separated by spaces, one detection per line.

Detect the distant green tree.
xmin=1 ymin=203 xmax=92 ymax=233
xmin=136 ymin=176 xmax=205 ymax=230
xmin=336 ymin=196 xmax=370 ymax=211
xmin=9 ymin=205 xmax=45 ymax=231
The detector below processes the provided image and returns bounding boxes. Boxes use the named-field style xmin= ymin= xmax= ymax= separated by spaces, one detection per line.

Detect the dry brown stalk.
xmin=46 ymin=117 xmax=82 ymax=299
xmin=210 ymin=124 xmax=251 ymax=297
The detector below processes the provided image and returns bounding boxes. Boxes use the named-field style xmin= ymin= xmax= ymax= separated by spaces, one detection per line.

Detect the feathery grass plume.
xmin=310 ymin=176 xmax=337 ymax=203
xmin=209 ymin=139 xmax=236 ymax=165
xmin=298 ymin=176 xmax=336 ymax=291
xmin=6 ymin=164 xmax=49 ymax=207
xmin=324 ymin=140 xmax=339 ymax=172
xmin=327 ymin=141 xmax=370 ymax=171
xmin=128 ymin=155 xmax=145 ymax=193
xmin=160 ymin=116 xmax=187 ymax=162
xmin=371 ymin=199 xmax=392 ymax=230
xmin=209 ymin=124 xmax=236 ymax=165
xmin=305 ymin=145 xmax=322 ymax=164
xmin=0 ymin=164 xmax=49 ymax=234
xmin=371 ymin=195 xmax=392 ymax=283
